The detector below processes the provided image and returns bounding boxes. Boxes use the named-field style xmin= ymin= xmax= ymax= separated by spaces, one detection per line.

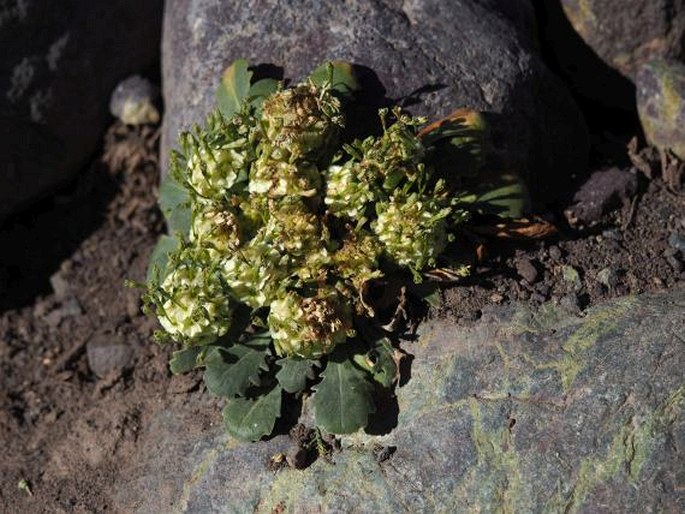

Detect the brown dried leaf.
xmin=470 ymin=218 xmax=557 ymax=240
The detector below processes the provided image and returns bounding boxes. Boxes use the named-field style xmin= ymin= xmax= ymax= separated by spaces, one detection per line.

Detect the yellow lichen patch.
xmin=562 ymin=386 xmax=685 ymax=514
xmin=535 ymin=297 xmax=637 ymax=392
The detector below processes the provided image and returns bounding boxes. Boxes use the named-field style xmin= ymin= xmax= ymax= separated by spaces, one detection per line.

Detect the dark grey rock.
xmin=515 ymin=257 xmax=539 ymax=283
xmin=113 ymin=289 xmax=685 ymax=513
xmin=560 ymin=0 xmax=685 ymax=82
xmin=668 ymin=233 xmax=685 ymax=253
xmin=637 ymin=60 xmax=685 ymax=160
xmin=161 ymin=0 xmax=588 ymax=202
xmin=0 ymin=0 xmax=163 ymax=221
xmin=565 ymin=168 xmax=638 ymax=226
xmin=109 ymin=75 xmax=160 ymax=125
xmin=86 ymin=332 xmax=134 ymax=378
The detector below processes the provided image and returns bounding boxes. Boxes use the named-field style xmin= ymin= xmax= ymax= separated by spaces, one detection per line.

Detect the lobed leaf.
xmin=312 ymin=355 xmax=376 ymax=434
xmin=466 ymin=171 xmax=530 ymax=219
xmin=169 ymin=345 xmax=205 ymax=375
xmin=222 ymin=385 xmax=282 ymax=441
xmin=158 ymin=174 xmax=191 ymax=236
xmin=216 ymin=59 xmax=252 ymax=117
xmin=275 ymin=357 xmax=318 ymax=394
xmin=203 ymin=339 xmax=270 ymax=398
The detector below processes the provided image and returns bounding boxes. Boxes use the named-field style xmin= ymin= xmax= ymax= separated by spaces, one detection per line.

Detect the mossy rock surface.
xmin=118 ymin=288 xmax=685 ymax=513
xmin=637 ymin=60 xmax=685 ymax=160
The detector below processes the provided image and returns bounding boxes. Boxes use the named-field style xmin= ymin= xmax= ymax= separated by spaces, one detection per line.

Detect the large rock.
xmin=161 ymin=0 xmax=588 ymax=203
xmin=115 ymin=288 xmax=685 ymax=512
xmin=0 ymin=0 xmax=163 ymax=221
xmin=637 ymin=60 xmax=685 ymax=160
xmin=560 ymin=0 xmax=685 ymax=82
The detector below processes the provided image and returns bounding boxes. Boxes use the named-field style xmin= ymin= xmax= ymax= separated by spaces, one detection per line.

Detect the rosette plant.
xmin=142 ymin=60 xmax=528 ymax=441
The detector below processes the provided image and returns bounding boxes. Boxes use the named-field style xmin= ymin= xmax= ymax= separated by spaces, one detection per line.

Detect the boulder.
xmin=115 ymin=288 xmax=685 ymax=512
xmin=637 ymin=60 xmax=685 ymax=160
xmin=559 ymin=0 xmax=685 ymax=82
xmin=161 ymin=0 xmax=588 ymax=203
xmin=0 ymin=0 xmax=163 ymax=222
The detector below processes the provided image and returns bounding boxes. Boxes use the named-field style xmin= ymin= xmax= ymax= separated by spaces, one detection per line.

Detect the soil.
xmin=0 ymin=120 xmax=683 ymax=513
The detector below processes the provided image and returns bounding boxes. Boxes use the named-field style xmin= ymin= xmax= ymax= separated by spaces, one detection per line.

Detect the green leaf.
xmin=312 ymin=355 xmax=375 ymax=434
xmin=408 ymin=281 xmax=441 ymax=308
xmin=467 ymin=171 xmax=530 ymax=218
xmin=275 ymin=358 xmax=318 ymax=393
xmin=216 ymin=59 xmax=252 ymax=117
xmin=169 ymin=346 xmax=204 ymax=375
xmin=222 ymin=385 xmax=282 ymax=441
xmin=248 ymin=78 xmax=279 ymax=112
xmin=158 ymin=174 xmax=191 ymax=235
xmin=308 ymin=61 xmax=359 ymax=96
xmin=203 ymin=338 xmax=270 ymax=398
xmin=146 ymin=235 xmax=179 ymax=281
xmin=369 ymin=339 xmax=398 ymax=389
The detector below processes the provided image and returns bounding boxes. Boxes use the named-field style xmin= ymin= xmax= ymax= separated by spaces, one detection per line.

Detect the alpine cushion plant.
xmin=142 ymin=60 xmax=525 ymax=441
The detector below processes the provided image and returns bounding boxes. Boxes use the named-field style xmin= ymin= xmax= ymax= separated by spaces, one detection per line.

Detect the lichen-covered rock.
xmin=560 ymin=0 xmax=685 ymax=82
xmin=637 ymin=60 xmax=685 ymax=160
xmin=161 ymin=0 xmax=588 ymax=202
xmin=114 ymin=288 xmax=685 ymax=513
xmin=0 ymin=0 xmax=163 ymax=221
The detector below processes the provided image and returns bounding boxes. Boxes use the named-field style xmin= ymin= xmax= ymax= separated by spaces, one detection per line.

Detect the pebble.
xmin=560 ymin=293 xmax=581 ymax=313
xmin=516 ymin=258 xmax=539 ymax=284
xmin=602 ymin=229 xmax=623 ymax=241
xmin=109 ymin=75 xmax=160 ymax=125
xmin=596 ymin=267 xmax=618 ymax=288
xmin=490 ymin=293 xmax=504 ymax=304
xmin=86 ymin=332 xmax=134 ymax=379
xmin=530 ymin=293 xmax=546 ymax=303
xmin=548 ymin=245 xmax=562 ymax=260
xmin=668 ymin=233 xmax=685 ymax=253
xmin=49 ymin=272 xmax=70 ymax=300
xmin=44 ymin=298 xmax=83 ymax=327
xmin=666 ymin=254 xmax=683 ymax=273
xmin=562 ymin=265 xmax=582 ymax=290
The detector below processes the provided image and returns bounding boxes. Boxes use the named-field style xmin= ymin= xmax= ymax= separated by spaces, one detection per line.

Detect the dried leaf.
xmin=470 ymin=218 xmax=558 ymax=240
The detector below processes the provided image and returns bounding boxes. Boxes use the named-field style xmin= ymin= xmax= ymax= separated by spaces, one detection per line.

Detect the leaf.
xmin=216 ymin=59 xmax=252 ymax=117
xmin=312 ymin=355 xmax=375 ymax=434
xmin=222 ymin=385 xmax=282 ymax=441
xmin=408 ymin=281 xmax=441 ymax=308
xmin=158 ymin=174 xmax=191 ymax=235
xmin=368 ymin=338 xmax=399 ymax=389
xmin=248 ymin=78 xmax=279 ymax=111
xmin=203 ymin=338 xmax=270 ymax=398
xmin=467 ymin=171 xmax=530 ymax=219
xmin=308 ymin=61 xmax=360 ymax=96
xmin=169 ymin=346 xmax=205 ymax=375
xmin=420 ymin=108 xmax=488 ymax=179
xmin=146 ymin=235 xmax=179 ymax=281
xmin=470 ymin=218 xmax=558 ymax=240
xmin=275 ymin=357 xmax=318 ymax=393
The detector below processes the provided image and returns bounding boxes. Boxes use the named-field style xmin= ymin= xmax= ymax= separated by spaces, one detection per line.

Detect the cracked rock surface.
xmin=117 ymin=288 xmax=685 ymax=513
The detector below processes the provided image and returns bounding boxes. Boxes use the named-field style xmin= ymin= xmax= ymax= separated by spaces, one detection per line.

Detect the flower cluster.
xmin=146 ymin=78 xmax=467 ymax=358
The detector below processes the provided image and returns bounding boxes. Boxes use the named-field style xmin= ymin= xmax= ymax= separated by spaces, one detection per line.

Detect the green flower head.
xmin=260 ymin=82 xmax=343 ymax=162
xmin=324 ymin=161 xmax=376 ymax=221
xmin=268 ymin=288 xmax=353 ymax=359
xmin=248 ymin=155 xmax=322 ymax=200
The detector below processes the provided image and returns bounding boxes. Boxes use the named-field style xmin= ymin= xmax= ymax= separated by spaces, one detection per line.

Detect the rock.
xmin=668 ymin=233 xmax=685 ymax=253
xmin=113 ymin=289 xmax=685 ymax=512
xmin=564 ymin=168 xmax=638 ymax=226
xmin=44 ymin=298 xmax=82 ymax=328
xmin=548 ymin=245 xmax=562 ymax=261
xmin=161 ymin=0 xmax=588 ymax=202
xmin=515 ymin=257 xmax=539 ymax=283
xmin=109 ymin=75 xmax=160 ymax=126
xmin=596 ymin=267 xmax=618 ymax=288
xmin=86 ymin=332 xmax=134 ymax=379
xmin=562 ymin=265 xmax=582 ymax=290
xmin=49 ymin=271 xmax=70 ymax=300
xmin=559 ymin=0 xmax=685 ymax=82
xmin=637 ymin=60 xmax=685 ymax=160
xmin=0 ymin=0 xmax=163 ymax=222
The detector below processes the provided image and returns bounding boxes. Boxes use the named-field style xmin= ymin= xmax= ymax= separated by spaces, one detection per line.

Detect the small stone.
xmin=596 ymin=267 xmax=618 ymax=288
xmin=530 ymin=293 xmax=546 ymax=303
xmin=44 ymin=298 xmax=82 ymax=327
xmin=668 ymin=233 xmax=685 ymax=253
xmin=548 ymin=245 xmax=562 ymax=260
xmin=86 ymin=332 xmax=134 ymax=379
xmin=562 ymin=265 xmax=582 ymax=290
xmin=109 ymin=75 xmax=160 ymax=125
xmin=602 ymin=229 xmax=622 ymax=241
xmin=564 ymin=168 xmax=638 ymax=226
xmin=515 ymin=258 xmax=539 ymax=283
xmin=490 ymin=293 xmax=504 ymax=304
xmin=49 ymin=272 xmax=70 ymax=300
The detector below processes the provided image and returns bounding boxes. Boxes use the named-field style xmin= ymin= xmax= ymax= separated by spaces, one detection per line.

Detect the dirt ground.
xmin=0 ymin=119 xmax=683 ymax=512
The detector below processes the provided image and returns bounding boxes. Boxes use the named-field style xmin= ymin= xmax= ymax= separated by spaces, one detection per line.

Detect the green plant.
xmin=141 ymin=60 xmax=527 ymax=441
